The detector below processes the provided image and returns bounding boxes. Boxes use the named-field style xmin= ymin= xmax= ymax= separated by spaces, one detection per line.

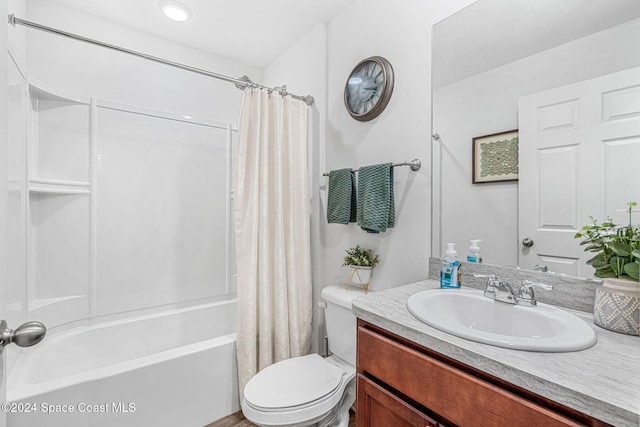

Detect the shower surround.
xmin=5 ymin=3 xmax=259 ymax=423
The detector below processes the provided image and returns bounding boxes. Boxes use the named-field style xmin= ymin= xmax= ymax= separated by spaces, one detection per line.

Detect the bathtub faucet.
xmin=0 ymin=319 xmax=46 ymax=349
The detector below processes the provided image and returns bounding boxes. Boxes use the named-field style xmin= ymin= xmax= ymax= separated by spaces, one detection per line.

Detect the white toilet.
xmin=241 ymin=285 xmax=365 ymax=427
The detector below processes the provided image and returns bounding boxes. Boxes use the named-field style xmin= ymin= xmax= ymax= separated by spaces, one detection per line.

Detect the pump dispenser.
xmin=467 ymin=239 xmax=483 ymax=263
xmin=440 ymin=243 xmax=461 ymax=289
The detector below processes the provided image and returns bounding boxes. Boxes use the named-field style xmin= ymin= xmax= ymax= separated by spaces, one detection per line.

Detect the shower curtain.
xmin=234 ymin=88 xmax=312 ymax=391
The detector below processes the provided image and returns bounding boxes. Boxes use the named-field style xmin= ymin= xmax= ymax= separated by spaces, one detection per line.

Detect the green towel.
xmin=327 ymin=168 xmax=357 ymax=224
xmin=357 ymin=163 xmax=395 ymax=233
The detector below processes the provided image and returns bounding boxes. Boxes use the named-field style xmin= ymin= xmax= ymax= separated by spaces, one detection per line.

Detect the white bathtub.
xmin=7 ymin=299 xmax=239 ymax=427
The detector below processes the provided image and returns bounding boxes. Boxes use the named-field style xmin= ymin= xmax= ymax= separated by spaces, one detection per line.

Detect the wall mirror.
xmin=431 ymin=0 xmax=640 ymax=277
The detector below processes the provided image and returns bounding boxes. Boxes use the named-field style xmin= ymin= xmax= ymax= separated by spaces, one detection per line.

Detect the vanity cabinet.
xmin=356 ymin=320 xmax=610 ymax=427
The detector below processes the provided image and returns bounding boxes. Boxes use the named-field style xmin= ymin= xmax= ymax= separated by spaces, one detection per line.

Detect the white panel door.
xmin=519 ymin=67 xmax=640 ymax=277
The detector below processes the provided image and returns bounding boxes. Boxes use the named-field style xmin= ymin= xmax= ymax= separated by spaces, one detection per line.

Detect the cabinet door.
xmin=357 ymin=374 xmax=439 ymax=427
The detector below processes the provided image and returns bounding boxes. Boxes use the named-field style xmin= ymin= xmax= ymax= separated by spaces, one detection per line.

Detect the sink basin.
xmin=406 ymin=289 xmax=597 ymax=352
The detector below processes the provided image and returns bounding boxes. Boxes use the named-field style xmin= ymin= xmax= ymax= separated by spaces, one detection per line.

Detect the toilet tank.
xmin=321 ymin=285 xmax=366 ymax=367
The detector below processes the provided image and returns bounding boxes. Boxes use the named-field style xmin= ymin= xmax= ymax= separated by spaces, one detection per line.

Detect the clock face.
xmin=344 ymin=56 xmax=394 ymax=121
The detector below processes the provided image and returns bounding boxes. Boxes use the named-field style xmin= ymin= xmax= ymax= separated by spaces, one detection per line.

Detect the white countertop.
xmin=351 ymin=280 xmax=640 ymax=427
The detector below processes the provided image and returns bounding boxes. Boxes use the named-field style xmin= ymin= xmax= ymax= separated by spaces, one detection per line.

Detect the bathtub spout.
xmin=0 ymin=320 xmax=47 ymax=349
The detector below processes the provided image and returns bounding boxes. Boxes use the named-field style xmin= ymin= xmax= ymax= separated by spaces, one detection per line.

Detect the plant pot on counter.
xmin=593 ymin=277 xmax=640 ymax=336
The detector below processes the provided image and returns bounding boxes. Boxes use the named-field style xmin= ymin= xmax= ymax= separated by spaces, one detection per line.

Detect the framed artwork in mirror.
xmin=472 ymin=130 xmax=519 ymax=183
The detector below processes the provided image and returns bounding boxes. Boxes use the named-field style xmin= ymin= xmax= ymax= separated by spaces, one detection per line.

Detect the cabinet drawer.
xmin=357 ymin=374 xmax=439 ymax=427
xmin=357 ymin=326 xmax=584 ymax=427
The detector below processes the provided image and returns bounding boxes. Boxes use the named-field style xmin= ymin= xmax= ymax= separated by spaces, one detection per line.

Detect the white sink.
xmin=406 ymin=288 xmax=597 ymax=352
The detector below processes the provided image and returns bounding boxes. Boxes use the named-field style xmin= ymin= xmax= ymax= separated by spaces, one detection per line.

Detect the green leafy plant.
xmin=575 ymin=201 xmax=639 ymax=281
xmin=342 ymin=245 xmax=380 ymax=268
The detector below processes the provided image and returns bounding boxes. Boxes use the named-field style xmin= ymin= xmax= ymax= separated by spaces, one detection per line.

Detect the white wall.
xmin=260 ymin=0 xmax=476 ymax=352
xmin=261 ymin=0 xmax=477 ymax=352
xmin=321 ymin=0 xmax=476 ymax=294
xmin=433 ymin=18 xmax=640 ymax=267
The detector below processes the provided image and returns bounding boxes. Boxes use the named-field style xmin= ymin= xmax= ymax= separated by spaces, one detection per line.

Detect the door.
xmin=519 ymin=67 xmax=640 ymax=276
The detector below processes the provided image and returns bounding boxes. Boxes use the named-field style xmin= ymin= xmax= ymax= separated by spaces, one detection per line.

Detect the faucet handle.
xmin=473 ymin=274 xmax=498 ymax=298
xmin=517 ymin=280 xmax=554 ymax=306
xmin=521 ymin=280 xmax=554 ymax=291
xmin=533 ymin=264 xmax=549 ymax=273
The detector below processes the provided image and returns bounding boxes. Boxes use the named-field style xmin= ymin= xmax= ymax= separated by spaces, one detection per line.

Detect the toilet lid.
xmin=244 ymin=354 xmax=344 ymax=410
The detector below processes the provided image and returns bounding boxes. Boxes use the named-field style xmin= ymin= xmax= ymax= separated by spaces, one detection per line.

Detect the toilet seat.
xmin=242 ymin=354 xmax=355 ymax=426
xmin=244 ymin=354 xmax=343 ymax=410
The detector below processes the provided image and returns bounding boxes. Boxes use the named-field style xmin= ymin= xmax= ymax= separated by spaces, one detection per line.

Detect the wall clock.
xmin=344 ymin=56 xmax=394 ymax=122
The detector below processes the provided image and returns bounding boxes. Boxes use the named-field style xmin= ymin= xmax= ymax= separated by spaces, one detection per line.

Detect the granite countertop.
xmin=351 ymin=280 xmax=640 ymax=427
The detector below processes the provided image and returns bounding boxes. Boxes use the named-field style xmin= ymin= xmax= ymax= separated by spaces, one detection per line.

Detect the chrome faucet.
xmin=494 ymin=281 xmax=518 ymax=304
xmin=473 ymin=274 xmax=553 ymax=306
xmin=516 ymin=280 xmax=554 ymax=306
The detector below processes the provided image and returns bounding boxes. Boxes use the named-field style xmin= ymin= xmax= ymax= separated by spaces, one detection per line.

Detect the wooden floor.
xmin=206 ymin=410 xmax=356 ymax=427
xmin=205 ymin=411 xmax=254 ymax=427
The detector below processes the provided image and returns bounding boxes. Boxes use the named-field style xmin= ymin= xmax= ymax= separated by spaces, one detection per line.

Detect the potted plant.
xmin=343 ymin=245 xmax=380 ymax=292
xmin=575 ymin=201 xmax=639 ymax=335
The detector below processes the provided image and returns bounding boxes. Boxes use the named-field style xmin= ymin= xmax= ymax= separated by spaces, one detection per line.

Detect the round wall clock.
xmin=344 ymin=56 xmax=394 ymax=122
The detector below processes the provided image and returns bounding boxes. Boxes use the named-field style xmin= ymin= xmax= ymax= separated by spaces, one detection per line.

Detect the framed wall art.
xmin=472 ymin=130 xmax=519 ymax=183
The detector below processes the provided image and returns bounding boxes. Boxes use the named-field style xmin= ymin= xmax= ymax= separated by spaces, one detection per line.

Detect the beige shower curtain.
xmin=234 ymin=88 xmax=312 ymax=392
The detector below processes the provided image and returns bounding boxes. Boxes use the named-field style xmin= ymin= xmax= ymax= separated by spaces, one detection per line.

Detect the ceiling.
xmin=46 ymin=0 xmax=357 ymax=68
xmin=433 ymin=0 xmax=640 ymax=89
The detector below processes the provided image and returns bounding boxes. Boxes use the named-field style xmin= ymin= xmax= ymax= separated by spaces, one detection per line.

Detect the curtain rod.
xmin=322 ymin=159 xmax=421 ymax=176
xmin=7 ymin=14 xmax=315 ymax=106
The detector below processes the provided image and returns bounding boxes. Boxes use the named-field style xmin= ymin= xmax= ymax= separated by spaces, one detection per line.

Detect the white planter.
xmin=593 ymin=277 xmax=640 ymax=336
xmin=346 ymin=266 xmax=373 ymax=292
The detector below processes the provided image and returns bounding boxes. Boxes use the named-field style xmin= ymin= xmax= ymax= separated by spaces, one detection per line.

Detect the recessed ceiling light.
xmin=159 ymin=0 xmax=192 ymax=22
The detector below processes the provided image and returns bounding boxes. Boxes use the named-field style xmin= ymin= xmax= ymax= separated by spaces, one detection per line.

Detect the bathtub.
xmin=7 ymin=299 xmax=239 ymax=427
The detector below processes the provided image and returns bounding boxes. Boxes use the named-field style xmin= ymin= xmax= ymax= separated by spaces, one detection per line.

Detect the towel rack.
xmin=322 ymin=158 xmax=421 ymax=176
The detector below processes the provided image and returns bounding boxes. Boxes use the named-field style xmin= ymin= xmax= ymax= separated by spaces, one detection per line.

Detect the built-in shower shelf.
xmin=29 ymin=78 xmax=90 ymax=106
xmin=28 ymin=178 xmax=90 ymax=194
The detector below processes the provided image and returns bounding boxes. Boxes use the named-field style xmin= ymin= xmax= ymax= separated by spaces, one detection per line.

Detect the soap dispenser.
xmin=440 ymin=243 xmax=461 ymax=289
xmin=467 ymin=239 xmax=483 ymax=263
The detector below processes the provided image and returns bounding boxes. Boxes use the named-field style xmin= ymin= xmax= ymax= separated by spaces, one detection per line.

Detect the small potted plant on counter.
xmin=575 ymin=201 xmax=639 ymax=335
xmin=343 ymin=245 xmax=380 ymax=292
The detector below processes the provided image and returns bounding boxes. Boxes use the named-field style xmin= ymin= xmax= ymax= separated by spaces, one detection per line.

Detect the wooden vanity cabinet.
xmin=356 ymin=320 xmax=610 ymax=427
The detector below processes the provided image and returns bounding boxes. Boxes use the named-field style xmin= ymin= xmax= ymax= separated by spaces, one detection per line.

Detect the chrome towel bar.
xmin=322 ymin=158 xmax=421 ymax=177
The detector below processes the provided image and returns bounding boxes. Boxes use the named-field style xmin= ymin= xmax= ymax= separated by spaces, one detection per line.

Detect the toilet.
xmin=241 ymin=285 xmax=365 ymax=427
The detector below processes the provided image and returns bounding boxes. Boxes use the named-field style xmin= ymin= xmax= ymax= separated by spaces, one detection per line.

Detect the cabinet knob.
xmin=522 ymin=238 xmax=534 ymax=248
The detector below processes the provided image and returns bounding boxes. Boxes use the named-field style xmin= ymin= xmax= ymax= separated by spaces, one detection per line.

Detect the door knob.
xmin=522 ymin=238 xmax=534 ymax=248
xmin=0 ymin=320 xmax=46 ymax=348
